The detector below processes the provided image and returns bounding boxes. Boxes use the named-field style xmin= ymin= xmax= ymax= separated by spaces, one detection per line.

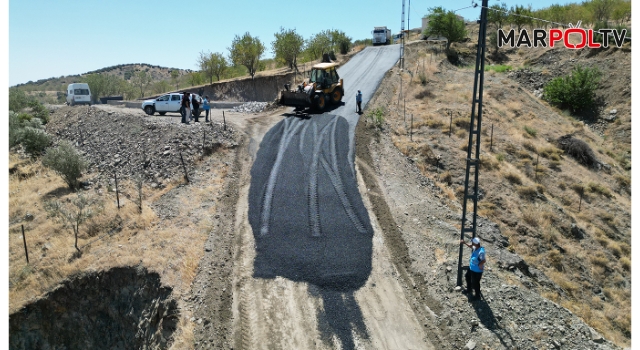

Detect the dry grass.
xmin=374 ymin=44 xmax=631 ymax=348
xmin=9 ymin=152 xmax=231 ymax=318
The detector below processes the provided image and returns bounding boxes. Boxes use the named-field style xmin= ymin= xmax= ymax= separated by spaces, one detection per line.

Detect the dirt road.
xmin=186 ymin=45 xmax=438 ymax=349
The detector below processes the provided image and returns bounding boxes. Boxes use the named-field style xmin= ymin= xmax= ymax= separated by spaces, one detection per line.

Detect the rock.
xmin=470 ymin=319 xmax=479 ymax=327
xmin=24 ymin=213 xmax=34 ymax=221
xmin=609 ymin=109 xmax=617 ymax=114
xmin=571 ymin=224 xmax=586 ymax=240
xmin=604 ymin=114 xmax=617 ymax=122
xmin=589 ymin=327 xmax=604 ymax=343
xmin=465 ymin=340 xmax=476 ymax=349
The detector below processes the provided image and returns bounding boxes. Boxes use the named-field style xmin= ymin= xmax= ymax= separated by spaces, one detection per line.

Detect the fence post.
xmin=180 ymin=152 xmax=190 ymax=184
xmin=223 ymin=111 xmax=227 ymax=131
xmin=535 ymin=153 xmax=540 ymax=182
xmin=114 ymin=171 xmax=120 ymax=209
xmin=490 ymin=123 xmax=494 ymax=152
xmin=449 ymin=110 xmax=452 ymax=138
xmin=410 ymin=113 xmax=413 ymax=141
xmin=22 ymin=225 xmax=29 ymax=264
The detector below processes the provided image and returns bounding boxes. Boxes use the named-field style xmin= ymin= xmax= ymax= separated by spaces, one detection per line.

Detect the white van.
xmin=66 ymin=83 xmax=92 ymax=106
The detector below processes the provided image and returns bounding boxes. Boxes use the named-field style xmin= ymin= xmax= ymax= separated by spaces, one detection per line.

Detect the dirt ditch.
xmin=9 ymin=267 xmax=179 ymax=349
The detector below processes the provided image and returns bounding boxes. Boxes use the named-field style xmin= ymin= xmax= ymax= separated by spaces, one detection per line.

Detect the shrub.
xmin=587 ymin=182 xmax=613 ymax=198
xmin=485 ymin=64 xmax=512 ymax=73
xmin=503 ymin=171 xmax=522 ymax=185
xmin=418 ymin=72 xmax=428 ymax=85
xmin=516 ymin=185 xmax=538 ymax=198
xmin=365 ymin=107 xmax=385 ymax=129
xmin=42 ymin=140 xmax=87 ymax=190
xmin=453 ymin=117 xmax=470 ymax=129
xmin=28 ymin=100 xmax=50 ymax=124
xmin=415 ymin=87 xmax=433 ymax=99
xmin=496 ymin=153 xmax=505 ymax=162
xmin=9 ymin=88 xmax=30 ymax=112
xmin=9 ymin=111 xmax=21 ymax=147
xmin=556 ymin=134 xmax=600 ymax=168
xmin=543 ymin=65 xmax=601 ymax=112
xmin=20 ymin=127 xmax=51 ymax=157
xmin=523 ymin=125 xmax=538 ymax=137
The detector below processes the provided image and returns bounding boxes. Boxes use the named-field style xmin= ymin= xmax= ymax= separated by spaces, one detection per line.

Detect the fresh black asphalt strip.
xmin=249 ymin=113 xmax=374 ymax=291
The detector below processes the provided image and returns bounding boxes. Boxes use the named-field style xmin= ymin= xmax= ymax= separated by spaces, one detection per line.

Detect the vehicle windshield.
xmin=374 ymin=29 xmax=385 ymax=33
xmin=309 ymin=69 xmax=326 ymax=83
xmin=74 ymin=89 xmax=90 ymax=95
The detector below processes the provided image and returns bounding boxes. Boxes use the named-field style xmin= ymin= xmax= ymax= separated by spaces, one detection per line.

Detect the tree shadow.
xmin=470 ymin=298 xmax=517 ymax=349
xmin=43 ymin=186 xmax=74 ymax=199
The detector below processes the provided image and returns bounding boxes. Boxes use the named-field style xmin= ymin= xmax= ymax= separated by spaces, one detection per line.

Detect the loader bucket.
xmin=280 ymin=90 xmax=312 ymax=108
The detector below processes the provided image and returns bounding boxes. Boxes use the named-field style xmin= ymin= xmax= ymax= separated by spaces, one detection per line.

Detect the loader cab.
xmin=309 ymin=63 xmax=340 ymax=89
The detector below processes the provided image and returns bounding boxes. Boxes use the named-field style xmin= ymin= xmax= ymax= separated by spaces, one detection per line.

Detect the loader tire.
xmin=314 ymin=94 xmax=326 ymax=112
xmin=331 ymin=89 xmax=343 ymax=104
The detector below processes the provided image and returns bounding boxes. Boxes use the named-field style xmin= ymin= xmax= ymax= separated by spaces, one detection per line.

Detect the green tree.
xmin=198 ymin=51 xmax=228 ymax=83
xmin=304 ymin=30 xmax=333 ymax=60
xmin=42 ymin=140 xmax=88 ymax=190
xmin=612 ymin=0 xmax=631 ymax=24
xmin=228 ymin=32 xmax=265 ymax=79
xmin=422 ymin=7 xmax=467 ymax=51
xmin=509 ymin=5 xmax=533 ymax=32
xmin=543 ymin=65 xmax=601 ymax=113
xmin=187 ymin=71 xmax=203 ymax=86
xmin=329 ymin=30 xmax=352 ymax=55
xmin=487 ymin=2 xmax=509 ymax=29
xmin=130 ymin=71 xmax=152 ymax=98
xmin=272 ymin=27 xmax=305 ymax=72
xmin=589 ymin=0 xmax=616 ymax=23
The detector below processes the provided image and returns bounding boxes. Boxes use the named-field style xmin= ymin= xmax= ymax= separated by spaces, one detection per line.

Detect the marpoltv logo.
xmin=497 ymin=28 xmax=628 ymax=49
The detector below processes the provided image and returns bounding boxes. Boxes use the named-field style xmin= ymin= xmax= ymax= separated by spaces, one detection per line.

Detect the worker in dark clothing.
xmin=460 ymin=237 xmax=486 ymax=301
xmin=356 ymin=90 xmax=363 ymax=113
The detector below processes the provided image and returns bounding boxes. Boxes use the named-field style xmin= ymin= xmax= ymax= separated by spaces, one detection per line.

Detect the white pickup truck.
xmin=141 ymin=93 xmax=203 ymax=116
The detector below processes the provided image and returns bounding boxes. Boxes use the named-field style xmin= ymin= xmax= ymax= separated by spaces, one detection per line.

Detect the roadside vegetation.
xmin=368 ymin=23 xmax=630 ymax=345
xmin=12 ymin=28 xmax=356 ymax=105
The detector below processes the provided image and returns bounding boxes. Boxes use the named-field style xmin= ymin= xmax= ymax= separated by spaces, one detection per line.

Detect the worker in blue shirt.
xmin=356 ymin=90 xmax=363 ymax=113
xmin=460 ymin=237 xmax=486 ymax=300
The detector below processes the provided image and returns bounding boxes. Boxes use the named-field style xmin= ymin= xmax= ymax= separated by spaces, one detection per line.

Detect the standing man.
xmin=182 ymin=92 xmax=191 ymax=124
xmin=191 ymin=94 xmax=200 ymax=122
xmin=203 ymin=95 xmax=211 ymax=122
xmin=460 ymin=237 xmax=486 ymax=301
xmin=356 ymin=90 xmax=363 ymax=114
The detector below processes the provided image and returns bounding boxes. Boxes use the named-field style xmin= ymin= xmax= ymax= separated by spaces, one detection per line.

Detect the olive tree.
xmin=423 ymin=7 xmax=467 ymax=51
xmin=198 ymin=51 xmax=228 ymax=83
xmin=272 ymin=27 xmax=305 ymax=72
xmin=228 ymin=32 xmax=265 ymax=80
xmin=42 ymin=140 xmax=87 ymax=190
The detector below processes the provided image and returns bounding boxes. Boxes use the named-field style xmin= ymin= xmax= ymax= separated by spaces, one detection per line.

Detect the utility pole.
xmin=457 ymin=0 xmax=489 ymax=287
xmin=400 ymin=0 xmax=406 ymax=69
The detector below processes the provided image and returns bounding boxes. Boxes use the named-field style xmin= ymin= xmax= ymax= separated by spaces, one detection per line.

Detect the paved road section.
xmin=242 ymin=45 xmax=433 ymax=349
xmin=335 ymin=45 xmax=401 ymax=161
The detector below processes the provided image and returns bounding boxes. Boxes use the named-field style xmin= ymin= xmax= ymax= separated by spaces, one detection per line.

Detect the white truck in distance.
xmin=372 ymin=27 xmax=392 ymax=45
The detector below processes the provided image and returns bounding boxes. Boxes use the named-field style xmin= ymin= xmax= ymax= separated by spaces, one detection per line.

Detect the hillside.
xmin=14 ymin=63 xmax=191 ymax=92
xmin=363 ymin=27 xmax=631 ymax=346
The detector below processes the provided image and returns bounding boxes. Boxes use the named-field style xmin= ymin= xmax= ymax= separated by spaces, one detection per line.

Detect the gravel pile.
xmin=45 ymin=106 xmax=239 ymax=188
xmin=231 ymin=101 xmax=268 ymax=114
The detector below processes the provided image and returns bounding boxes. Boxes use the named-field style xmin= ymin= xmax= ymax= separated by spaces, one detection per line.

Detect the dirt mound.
xmin=45 ymin=106 xmax=239 ymax=185
xmin=9 ymin=267 xmax=178 ymax=349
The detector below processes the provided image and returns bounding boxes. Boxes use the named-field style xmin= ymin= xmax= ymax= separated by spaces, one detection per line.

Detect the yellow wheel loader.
xmin=280 ymin=61 xmax=344 ymax=112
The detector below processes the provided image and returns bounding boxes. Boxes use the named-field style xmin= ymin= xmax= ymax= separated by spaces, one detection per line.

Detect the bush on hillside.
xmin=543 ymin=65 xmax=601 ymax=112
xmin=42 ymin=140 xmax=87 ymax=190
xmin=556 ymin=134 xmax=600 ymax=168
xmin=20 ymin=127 xmax=51 ymax=157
